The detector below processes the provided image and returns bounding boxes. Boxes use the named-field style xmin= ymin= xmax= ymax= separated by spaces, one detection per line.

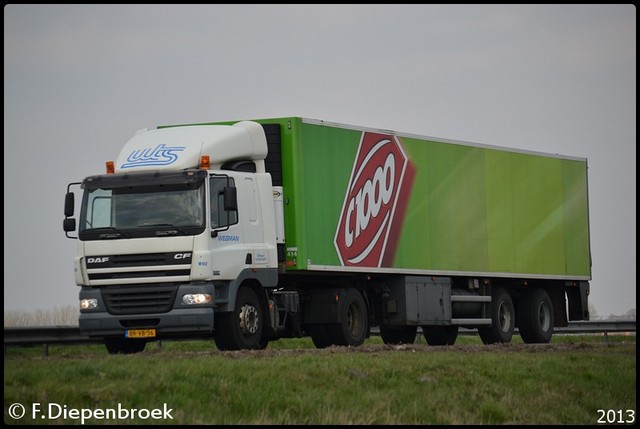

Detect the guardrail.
xmin=545 ymin=320 xmax=636 ymax=334
xmin=4 ymin=326 xmax=103 ymax=356
xmin=4 ymin=320 xmax=635 ymax=356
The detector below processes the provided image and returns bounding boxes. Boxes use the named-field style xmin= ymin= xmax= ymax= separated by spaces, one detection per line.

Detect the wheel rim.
xmin=239 ymin=303 xmax=259 ymax=335
xmin=538 ymin=301 xmax=552 ymax=332
xmin=497 ymin=301 xmax=512 ymax=333
xmin=347 ymin=303 xmax=363 ymax=337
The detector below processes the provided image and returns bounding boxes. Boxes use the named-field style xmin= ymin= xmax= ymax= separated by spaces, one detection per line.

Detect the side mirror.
xmin=64 ymin=192 xmax=75 ymax=217
xmin=223 ymin=187 xmax=237 ymax=211
xmin=63 ymin=218 xmax=76 ymax=232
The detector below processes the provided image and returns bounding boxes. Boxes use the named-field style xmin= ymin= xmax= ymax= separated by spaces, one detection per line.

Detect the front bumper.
xmin=79 ymin=308 xmax=215 ymax=339
xmin=78 ymin=283 xmax=216 ymax=339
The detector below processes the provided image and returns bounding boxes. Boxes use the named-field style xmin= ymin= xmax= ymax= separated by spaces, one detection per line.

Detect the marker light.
xmin=80 ymin=298 xmax=98 ymax=310
xmin=200 ymin=155 xmax=210 ymax=170
xmin=106 ymin=161 xmax=115 ymax=174
xmin=183 ymin=293 xmax=213 ymax=305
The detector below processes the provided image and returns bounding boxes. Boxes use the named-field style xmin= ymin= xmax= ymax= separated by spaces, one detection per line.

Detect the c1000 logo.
xmin=334 ymin=132 xmax=415 ymax=267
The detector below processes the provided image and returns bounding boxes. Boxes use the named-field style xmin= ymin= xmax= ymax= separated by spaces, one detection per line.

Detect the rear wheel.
xmin=422 ymin=325 xmax=459 ymax=346
xmin=478 ymin=287 xmax=515 ymax=344
xmin=214 ymin=286 xmax=264 ymax=350
xmin=308 ymin=324 xmax=333 ymax=349
xmin=379 ymin=325 xmax=417 ymax=345
xmin=327 ymin=289 xmax=368 ymax=347
xmin=518 ymin=288 xmax=554 ymax=344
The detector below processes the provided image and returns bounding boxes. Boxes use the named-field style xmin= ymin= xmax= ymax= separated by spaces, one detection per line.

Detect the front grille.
xmin=86 ymin=252 xmax=192 ymax=281
xmin=102 ymin=284 xmax=178 ymax=315
xmin=108 ymin=253 xmax=170 ymax=267
xmin=90 ymin=270 xmax=190 ymax=280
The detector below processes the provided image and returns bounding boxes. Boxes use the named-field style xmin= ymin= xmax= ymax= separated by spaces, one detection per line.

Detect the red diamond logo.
xmin=334 ymin=132 xmax=416 ymax=267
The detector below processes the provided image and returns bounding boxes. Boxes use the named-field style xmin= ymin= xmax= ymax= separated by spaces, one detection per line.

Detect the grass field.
xmin=4 ymin=335 xmax=636 ymax=425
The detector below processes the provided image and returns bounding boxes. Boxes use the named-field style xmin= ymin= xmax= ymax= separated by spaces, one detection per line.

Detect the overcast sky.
xmin=4 ymin=4 xmax=636 ymax=318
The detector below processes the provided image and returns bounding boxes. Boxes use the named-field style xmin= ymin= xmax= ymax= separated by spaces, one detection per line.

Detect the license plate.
xmin=126 ymin=329 xmax=156 ymax=338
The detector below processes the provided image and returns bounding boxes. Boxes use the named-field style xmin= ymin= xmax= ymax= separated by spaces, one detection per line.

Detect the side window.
xmin=210 ymin=176 xmax=238 ymax=228
xmin=82 ymin=189 xmax=112 ymax=230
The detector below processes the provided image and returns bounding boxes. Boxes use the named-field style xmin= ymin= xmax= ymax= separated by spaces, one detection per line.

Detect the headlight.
xmin=182 ymin=293 xmax=213 ymax=305
xmin=80 ymin=298 xmax=98 ymax=310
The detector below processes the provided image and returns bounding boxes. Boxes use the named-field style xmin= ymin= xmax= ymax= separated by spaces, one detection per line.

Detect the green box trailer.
xmin=245 ymin=117 xmax=591 ymax=278
xmin=64 ymin=116 xmax=591 ymax=353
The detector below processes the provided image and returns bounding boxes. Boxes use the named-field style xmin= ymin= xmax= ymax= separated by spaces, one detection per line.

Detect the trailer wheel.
xmin=421 ymin=326 xmax=459 ymax=346
xmin=379 ymin=325 xmax=417 ymax=345
xmin=105 ymin=338 xmax=146 ymax=355
xmin=328 ymin=289 xmax=368 ymax=346
xmin=214 ymin=286 xmax=264 ymax=351
xmin=308 ymin=324 xmax=333 ymax=349
xmin=478 ymin=287 xmax=515 ymax=344
xmin=518 ymin=288 xmax=554 ymax=344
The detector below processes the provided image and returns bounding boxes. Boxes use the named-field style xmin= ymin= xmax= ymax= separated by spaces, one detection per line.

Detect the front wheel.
xmin=214 ymin=286 xmax=264 ymax=351
xmin=104 ymin=338 xmax=146 ymax=355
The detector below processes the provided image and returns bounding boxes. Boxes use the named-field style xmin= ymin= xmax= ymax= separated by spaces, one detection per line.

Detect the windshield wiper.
xmin=137 ymin=223 xmax=189 ymax=235
xmin=90 ymin=227 xmax=130 ymax=239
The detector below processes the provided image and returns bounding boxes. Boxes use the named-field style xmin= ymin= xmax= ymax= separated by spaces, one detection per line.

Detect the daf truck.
xmin=63 ymin=117 xmax=591 ymax=354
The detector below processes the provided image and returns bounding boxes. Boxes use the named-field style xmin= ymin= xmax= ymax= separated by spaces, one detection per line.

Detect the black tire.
xmin=105 ymin=338 xmax=146 ymax=355
xmin=327 ymin=289 xmax=368 ymax=347
xmin=379 ymin=325 xmax=417 ymax=345
xmin=422 ymin=326 xmax=459 ymax=346
xmin=478 ymin=287 xmax=515 ymax=344
xmin=214 ymin=286 xmax=264 ymax=351
xmin=308 ymin=324 xmax=333 ymax=349
xmin=518 ymin=288 xmax=554 ymax=344
xmin=257 ymin=335 xmax=270 ymax=350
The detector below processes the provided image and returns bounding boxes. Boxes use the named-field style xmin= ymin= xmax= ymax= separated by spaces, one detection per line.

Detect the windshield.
xmin=79 ymin=182 xmax=206 ymax=240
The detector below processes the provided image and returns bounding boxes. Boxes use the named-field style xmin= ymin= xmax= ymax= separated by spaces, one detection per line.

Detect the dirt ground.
xmin=210 ymin=339 xmax=629 ymax=359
